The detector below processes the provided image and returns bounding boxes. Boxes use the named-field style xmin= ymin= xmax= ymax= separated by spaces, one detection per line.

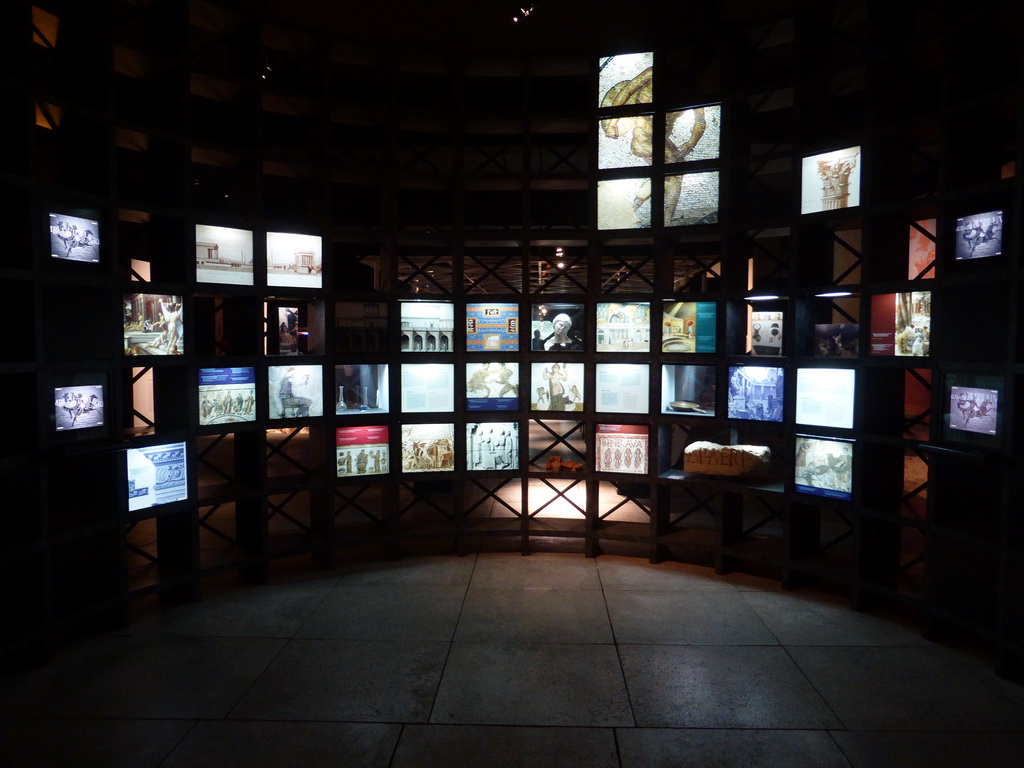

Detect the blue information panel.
xmin=466 ymin=303 xmax=519 ymax=352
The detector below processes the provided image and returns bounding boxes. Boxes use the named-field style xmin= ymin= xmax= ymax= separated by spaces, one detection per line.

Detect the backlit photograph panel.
xmin=595 ymin=302 xmax=650 ymax=352
xmin=49 ymin=211 xmax=100 ymax=263
xmin=195 ymin=224 xmax=254 ymax=285
xmin=800 ymin=146 xmax=861 ymax=214
xmin=266 ymin=231 xmax=322 ymax=289
xmin=664 ymin=104 xmax=721 ymax=163
xmin=664 ymin=171 xmax=719 ymax=227
xmin=123 ymin=293 xmax=184 ymax=356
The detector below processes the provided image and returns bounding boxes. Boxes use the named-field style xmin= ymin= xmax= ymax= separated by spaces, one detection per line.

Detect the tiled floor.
xmin=3 ymin=552 xmax=1024 ymax=767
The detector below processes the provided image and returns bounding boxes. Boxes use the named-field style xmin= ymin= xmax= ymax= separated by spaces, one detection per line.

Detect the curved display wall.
xmin=2 ymin=0 xmax=1023 ymax=676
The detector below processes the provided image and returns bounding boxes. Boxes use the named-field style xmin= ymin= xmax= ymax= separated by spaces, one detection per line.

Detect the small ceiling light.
xmin=815 ymin=291 xmax=853 ymax=298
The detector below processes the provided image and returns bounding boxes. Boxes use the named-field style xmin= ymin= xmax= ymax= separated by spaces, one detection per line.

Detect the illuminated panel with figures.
xmin=531 ymin=302 xmax=585 ymax=351
xmin=401 ymin=423 xmax=455 ymax=473
xmin=467 ymin=422 xmax=519 ymax=471
xmin=123 ymin=293 xmax=184 ymax=356
xmin=954 ymin=210 xmax=1002 ymax=260
xmin=336 ymin=425 xmax=389 ymax=478
xmin=49 ymin=211 xmax=100 ymax=263
xmin=267 ymin=365 xmax=323 ymax=420
xmin=727 ymin=366 xmax=784 ymax=422
xmin=943 ymin=373 xmax=1003 ymax=447
xmin=198 ymin=367 xmax=256 ymax=425
xmin=466 ymin=362 xmax=519 ymax=412
xmin=794 ymin=435 xmax=853 ymax=502
xmin=531 ymin=363 xmax=584 ymax=412
xmin=53 ymin=383 xmax=105 ymax=432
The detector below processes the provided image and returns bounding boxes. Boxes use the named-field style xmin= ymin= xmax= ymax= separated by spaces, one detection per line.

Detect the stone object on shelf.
xmin=684 ymin=441 xmax=771 ymax=477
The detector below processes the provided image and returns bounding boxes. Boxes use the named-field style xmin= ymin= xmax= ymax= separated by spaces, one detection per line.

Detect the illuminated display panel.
xmin=466 ymin=362 xmax=519 ymax=412
xmin=595 ymin=302 xmax=650 ymax=352
xmin=795 ymin=368 xmax=856 ymax=430
xmin=49 ymin=211 xmax=100 ymax=263
xmin=401 ymin=301 xmax=454 ymax=352
xmin=664 ymin=171 xmax=719 ymax=227
xmin=869 ymin=292 xmax=930 ymax=357
xmin=199 ymin=367 xmax=256 ymax=425
xmin=598 ymin=52 xmax=654 ymax=109
xmin=794 ymin=436 xmax=853 ymax=501
xmin=466 ymin=302 xmax=519 ymax=352
xmin=123 ymin=293 xmax=184 ymax=356
xmin=531 ymin=363 xmax=584 ymax=412
xmin=662 ymin=301 xmax=716 ymax=353
xmin=336 ymin=425 xmax=389 ymax=478
xmin=266 ymin=231 xmax=322 ymax=289
xmin=800 ymin=146 xmax=861 ymax=214
xmin=401 ymin=423 xmax=455 ymax=473
xmin=400 ymin=364 xmax=455 ymax=413
xmin=127 ymin=442 xmax=188 ymax=512
xmin=268 ymin=364 xmax=324 ymax=419
xmin=727 ymin=366 xmax=784 ymax=422
xmin=595 ymin=363 xmax=649 ymax=414
xmin=598 ymin=178 xmax=652 ymax=230
xmin=531 ymin=302 xmax=585 ymax=351
xmin=664 ymin=104 xmax=721 ymax=163
xmin=954 ymin=210 xmax=1003 ymax=260
xmin=595 ymin=424 xmax=648 ymax=475
xmin=943 ymin=373 xmax=1004 ymax=447
xmin=467 ymin=422 xmax=519 ymax=471
xmin=195 ymin=224 xmax=253 ymax=285
xmin=54 ymin=384 xmax=105 ymax=432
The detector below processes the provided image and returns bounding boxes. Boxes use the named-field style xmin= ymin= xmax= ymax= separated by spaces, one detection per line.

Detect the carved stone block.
xmin=684 ymin=441 xmax=771 ymax=477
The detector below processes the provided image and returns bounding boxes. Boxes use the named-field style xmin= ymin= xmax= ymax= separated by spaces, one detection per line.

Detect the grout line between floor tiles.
xmin=597 ymin=562 xmax=639 ymax=731
xmin=385 ymin=722 xmax=405 ymax=768
xmin=779 ymin=643 xmax=849 ymax=733
xmin=154 ymin=719 xmax=201 ymax=768
xmin=422 ymin=551 xmax=479 ymax=726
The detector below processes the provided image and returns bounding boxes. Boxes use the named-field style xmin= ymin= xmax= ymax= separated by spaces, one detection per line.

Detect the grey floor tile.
xmin=605 ymin=590 xmax=778 ymax=645
xmin=296 ymin=585 xmax=466 ymax=641
xmin=455 ymin=588 xmax=613 ymax=643
xmin=0 ymin=718 xmax=193 ymax=768
xmin=789 ymin=645 xmax=1024 ymax=731
xmin=392 ymin=724 xmax=619 ymax=767
xmin=127 ymin=581 xmax=335 ymax=639
xmin=161 ymin=721 xmax=400 ymax=768
xmin=597 ymin=556 xmax=740 ymax=592
xmin=335 ymin=555 xmax=477 ymax=587
xmin=431 ymin=642 xmax=633 ymax=726
xmin=0 ymin=635 xmax=285 ymax=719
xmin=832 ymin=731 xmax=1024 ymax=768
xmin=742 ymin=590 xmax=927 ymax=646
xmin=230 ymin=638 xmax=448 ymax=722
xmin=617 ymin=728 xmax=853 ymax=768
xmin=619 ymin=644 xmax=842 ymax=728
xmin=469 ymin=553 xmax=601 ymax=590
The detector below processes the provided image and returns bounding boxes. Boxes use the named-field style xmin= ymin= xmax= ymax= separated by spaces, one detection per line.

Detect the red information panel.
xmin=336 ymin=425 xmax=389 ymax=477
xmin=595 ymin=424 xmax=649 ymax=475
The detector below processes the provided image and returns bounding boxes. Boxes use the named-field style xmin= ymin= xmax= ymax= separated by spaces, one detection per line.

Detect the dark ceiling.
xmin=230 ymin=0 xmax=786 ymax=58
